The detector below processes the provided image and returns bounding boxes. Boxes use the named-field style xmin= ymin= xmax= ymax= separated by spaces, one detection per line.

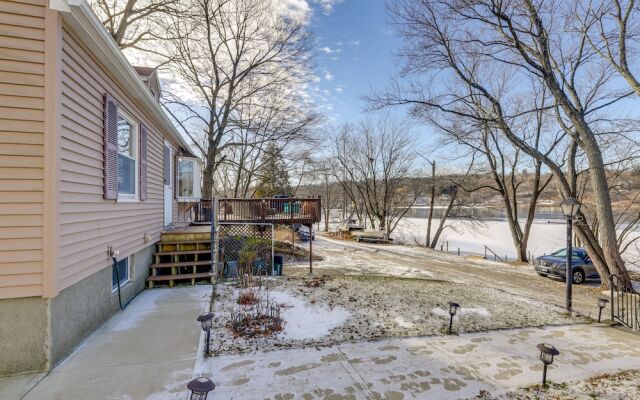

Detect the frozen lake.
xmin=394 ymin=217 xmax=640 ymax=269
xmin=321 ymin=210 xmax=640 ymax=269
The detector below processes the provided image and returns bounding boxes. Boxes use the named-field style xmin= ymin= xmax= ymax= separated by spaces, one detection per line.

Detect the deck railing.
xmin=610 ymin=274 xmax=640 ymax=331
xmin=180 ymin=197 xmax=321 ymax=225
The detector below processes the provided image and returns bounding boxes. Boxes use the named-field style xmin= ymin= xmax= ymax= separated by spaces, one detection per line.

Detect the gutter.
xmin=49 ymin=0 xmax=196 ymax=157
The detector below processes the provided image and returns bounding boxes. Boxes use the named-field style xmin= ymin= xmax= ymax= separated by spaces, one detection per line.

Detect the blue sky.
xmin=305 ymin=0 xmax=403 ymax=124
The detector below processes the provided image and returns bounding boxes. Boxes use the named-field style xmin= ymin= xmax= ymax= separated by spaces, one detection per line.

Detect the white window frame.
xmin=116 ymin=109 xmax=139 ymax=202
xmin=177 ymin=157 xmax=202 ymax=202
xmin=111 ymin=256 xmax=131 ymax=293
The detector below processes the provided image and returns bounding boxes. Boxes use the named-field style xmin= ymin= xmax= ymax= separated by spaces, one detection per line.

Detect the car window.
xmin=551 ymin=249 xmax=582 ymax=259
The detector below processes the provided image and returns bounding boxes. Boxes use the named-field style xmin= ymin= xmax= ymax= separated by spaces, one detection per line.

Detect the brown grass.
xmin=237 ymin=290 xmax=259 ymax=305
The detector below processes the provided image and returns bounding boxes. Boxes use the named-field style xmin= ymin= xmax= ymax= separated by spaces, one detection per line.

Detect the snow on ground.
xmin=208 ymin=274 xmax=584 ymax=356
xmin=431 ymin=307 xmax=492 ymax=319
xmin=480 ymin=369 xmax=640 ymax=399
xmin=269 ymin=290 xmax=349 ymax=340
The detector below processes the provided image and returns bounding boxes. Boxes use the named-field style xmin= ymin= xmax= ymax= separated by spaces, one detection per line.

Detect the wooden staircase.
xmin=147 ymin=229 xmax=214 ymax=288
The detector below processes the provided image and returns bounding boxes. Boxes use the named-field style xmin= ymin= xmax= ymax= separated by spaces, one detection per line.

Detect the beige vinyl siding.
xmin=0 ymin=0 xmax=46 ymax=299
xmin=58 ymin=24 xmax=177 ymax=290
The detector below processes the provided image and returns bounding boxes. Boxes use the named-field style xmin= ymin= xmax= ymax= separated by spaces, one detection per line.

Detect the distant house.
xmin=0 ymin=0 xmax=202 ymax=376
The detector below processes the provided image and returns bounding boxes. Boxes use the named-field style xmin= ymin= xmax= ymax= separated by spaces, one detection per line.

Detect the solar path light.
xmin=537 ymin=343 xmax=559 ymax=387
xmin=197 ymin=312 xmax=214 ymax=355
xmin=448 ymin=302 xmax=460 ymax=334
xmin=187 ymin=377 xmax=215 ymax=400
xmin=598 ymin=298 xmax=609 ymax=323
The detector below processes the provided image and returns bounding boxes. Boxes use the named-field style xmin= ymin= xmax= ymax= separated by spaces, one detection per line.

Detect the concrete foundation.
xmin=0 ymin=244 xmax=153 ymax=377
xmin=0 ymin=297 xmax=49 ymax=376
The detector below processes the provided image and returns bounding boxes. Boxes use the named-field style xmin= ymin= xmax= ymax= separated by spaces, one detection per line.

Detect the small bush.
xmin=237 ymin=290 xmax=259 ymax=305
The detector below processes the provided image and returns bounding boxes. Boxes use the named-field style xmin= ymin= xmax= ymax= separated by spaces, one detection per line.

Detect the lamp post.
xmin=537 ymin=343 xmax=559 ymax=387
xmin=597 ymin=298 xmax=609 ymax=323
xmin=560 ymin=198 xmax=581 ymax=315
xmin=448 ymin=302 xmax=460 ymax=334
xmin=197 ymin=312 xmax=214 ymax=356
xmin=187 ymin=377 xmax=215 ymax=400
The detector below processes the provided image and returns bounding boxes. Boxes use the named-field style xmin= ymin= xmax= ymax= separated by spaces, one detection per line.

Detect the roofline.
xmin=50 ymin=0 xmax=195 ymax=156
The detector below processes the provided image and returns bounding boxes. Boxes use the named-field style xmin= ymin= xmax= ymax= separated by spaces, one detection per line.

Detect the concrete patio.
xmin=196 ymin=323 xmax=640 ymax=399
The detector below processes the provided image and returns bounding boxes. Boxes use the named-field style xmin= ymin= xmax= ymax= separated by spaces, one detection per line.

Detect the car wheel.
xmin=572 ymin=269 xmax=585 ymax=284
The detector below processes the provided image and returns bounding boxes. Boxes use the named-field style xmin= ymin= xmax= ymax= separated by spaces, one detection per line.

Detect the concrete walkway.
xmin=195 ymin=324 xmax=640 ymax=399
xmin=3 ymin=285 xmax=639 ymax=399
xmin=2 ymin=286 xmax=211 ymax=400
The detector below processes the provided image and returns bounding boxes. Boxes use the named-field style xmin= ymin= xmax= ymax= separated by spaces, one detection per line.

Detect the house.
xmin=0 ymin=0 xmax=203 ymax=376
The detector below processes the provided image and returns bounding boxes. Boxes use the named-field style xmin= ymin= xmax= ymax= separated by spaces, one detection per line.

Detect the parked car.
xmin=297 ymin=225 xmax=315 ymax=241
xmin=534 ymin=248 xmax=600 ymax=284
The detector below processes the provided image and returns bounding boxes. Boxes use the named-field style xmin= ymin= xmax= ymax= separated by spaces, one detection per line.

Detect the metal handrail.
xmin=484 ymin=245 xmax=504 ymax=262
xmin=609 ymin=274 xmax=640 ymax=331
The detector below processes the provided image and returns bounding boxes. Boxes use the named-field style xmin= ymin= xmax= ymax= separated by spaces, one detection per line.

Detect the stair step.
xmin=154 ymin=250 xmax=212 ymax=256
xmin=158 ymin=240 xmax=212 ymax=245
xmin=150 ymin=260 xmax=213 ymax=269
xmin=147 ymin=272 xmax=213 ymax=282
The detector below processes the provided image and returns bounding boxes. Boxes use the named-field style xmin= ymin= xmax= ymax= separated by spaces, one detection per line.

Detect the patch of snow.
xmin=394 ymin=316 xmax=414 ymax=328
xmin=431 ymin=307 xmax=491 ymax=319
xmin=270 ymin=290 xmax=349 ymax=340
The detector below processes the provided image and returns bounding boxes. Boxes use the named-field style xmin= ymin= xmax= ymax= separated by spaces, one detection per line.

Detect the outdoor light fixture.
xmin=560 ymin=198 xmax=581 ymax=218
xmin=197 ymin=312 xmax=214 ymax=355
xmin=598 ymin=298 xmax=609 ymax=323
xmin=187 ymin=377 xmax=215 ymax=400
xmin=559 ymin=198 xmax=581 ymax=315
xmin=537 ymin=343 xmax=559 ymax=387
xmin=448 ymin=302 xmax=460 ymax=334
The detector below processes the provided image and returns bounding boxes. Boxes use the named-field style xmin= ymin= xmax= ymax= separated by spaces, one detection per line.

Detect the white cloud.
xmin=324 ymin=70 xmax=334 ymax=80
xmin=279 ymin=0 xmax=312 ymax=24
xmin=313 ymin=0 xmax=345 ymax=15
xmin=348 ymin=40 xmax=360 ymax=46
xmin=335 ymin=87 xmax=343 ymax=92
xmin=320 ymin=46 xmax=334 ymax=54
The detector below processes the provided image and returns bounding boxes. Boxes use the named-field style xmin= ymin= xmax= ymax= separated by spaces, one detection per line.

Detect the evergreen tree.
xmin=255 ymin=143 xmax=291 ymax=197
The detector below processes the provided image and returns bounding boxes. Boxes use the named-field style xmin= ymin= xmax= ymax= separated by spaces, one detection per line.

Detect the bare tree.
xmin=578 ymin=0 xmax=640 ymax=96
xmin=158 ymin=0 xmax=314 ymax=198
xmin=331 ymin=116 xmax=422 ymax=238
xmin=373 ymin=0 xmax=636 ymax=286
xmin=88 ymin=0 xmax=180 ymax=49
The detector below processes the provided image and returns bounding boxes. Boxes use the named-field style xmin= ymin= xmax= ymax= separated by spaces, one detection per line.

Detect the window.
xmin=179 ymin=159 xmax=194 ymax=197
xmin=112 ymin=257 xmax=130 ymax=291
xmin=117 ymin=111 xmax=138 ymax=198
xmin=177 ymin=157 xmax=201 ymax=200
xmin=551 ymin=249 xmax=582 ymax=260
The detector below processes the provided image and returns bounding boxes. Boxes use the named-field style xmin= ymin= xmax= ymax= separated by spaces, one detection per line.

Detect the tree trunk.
xmin=430 ymin=189 xmax=457 ymax=248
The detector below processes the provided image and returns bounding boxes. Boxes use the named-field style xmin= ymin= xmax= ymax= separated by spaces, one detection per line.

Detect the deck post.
xmin=308 ymin=223 xmax=313 ymax=275
xmin=290 ymin=199 xmax=294 ymax=250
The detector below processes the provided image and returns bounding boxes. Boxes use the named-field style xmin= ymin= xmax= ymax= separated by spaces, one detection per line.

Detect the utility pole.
xmin=426 ymin=160 xmax=436 ymax=247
